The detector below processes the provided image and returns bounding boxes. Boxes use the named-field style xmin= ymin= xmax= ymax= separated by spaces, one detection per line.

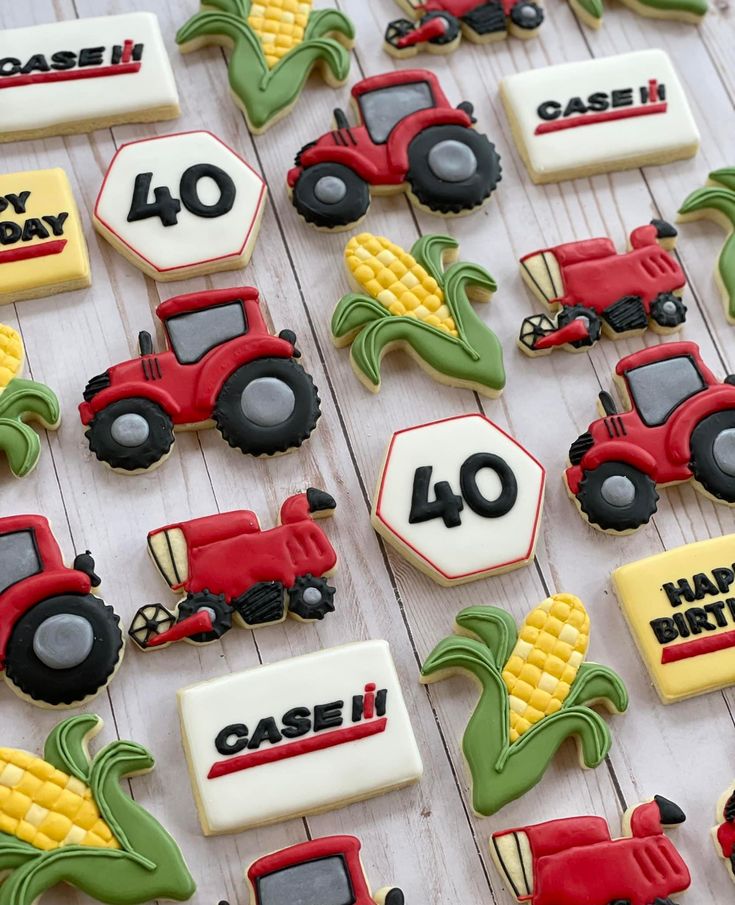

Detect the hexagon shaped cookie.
xmin=372 ymin=414 xmax=545 ymax=586
xmin=94 ymin=130 xmax=266 ymax=281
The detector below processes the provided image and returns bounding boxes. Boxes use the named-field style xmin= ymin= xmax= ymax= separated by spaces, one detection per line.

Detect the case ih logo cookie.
xmin=0 ymin=189 xmax=68 ymax=264
xmin=0 ymin=40 xmax=144 ymax=89
xmin=535 ymin=78 xmax=666 ymax=134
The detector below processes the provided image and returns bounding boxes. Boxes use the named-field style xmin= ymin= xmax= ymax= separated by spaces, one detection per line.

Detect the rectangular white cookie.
xmin=0 ymin=13 xmax=179 ymax=143
xmin=178 ymin=640 xmax=424 ymax=834
xmin=501 ymin=50 xmax=699 ymax=184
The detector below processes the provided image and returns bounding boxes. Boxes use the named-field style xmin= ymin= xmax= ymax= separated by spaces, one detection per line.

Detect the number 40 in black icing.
xmin=128 ymin=163 xmax=237 ymax=227
xmin=410 ymin=453 xmax=519 ymax=528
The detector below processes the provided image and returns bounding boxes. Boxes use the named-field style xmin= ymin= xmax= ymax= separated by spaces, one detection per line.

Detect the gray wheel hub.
xmin=33 ymin=614 xmax=94 ymax=670
xmin=713 ymin=428 xmax=735 ymax=476
xmin=110 ymin=413 xmax=150 ymax=447
xmin=241 ymin=377 xmax=296 ymax=427
xmin=302 ymin=587 xmax=324 ymax=605
xmin=662 ymin=299 xmax=678 ymax=314
xmin=600 ymin=475 xmax=636 ymax=508
xmin=314 ymin=175 xmax=348 ymax=205
xmin=427 ymin=140 xmax=478 ymax=183
xmin=517 ymin=4 xmax=539 ymax=22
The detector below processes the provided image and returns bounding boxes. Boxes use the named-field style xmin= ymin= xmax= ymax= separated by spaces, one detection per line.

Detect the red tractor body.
xmin=492 ymin=798 xmax=690 ymax=905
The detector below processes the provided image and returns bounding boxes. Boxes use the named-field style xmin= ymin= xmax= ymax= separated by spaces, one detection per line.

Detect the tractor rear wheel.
xmin=86 ymin=398 xmax=175 ymax=473
xmin=509 ymin=0 xmax=545 ymax=30
xmin=232 ymin=582 xmax=286 ymax=627
xmin=650 ymin=293 xmax=687 ymax=330
xmin=462 ymin=2 xmax=507 ymax=34
xmin=575 ymin=461 xmax=659 ymax=533
xmin=407 ymin=124 xmax=501 ymax=214
xmin=292 ymin=163 xmax=370 ymax=230
xmin=177 ymin=592 xmax=232 ymax=644
xmin=214 ymin=358 xmax=321 ymax=457
xmin=556 ymin=305 xmax=601 ymax=348
xmin=690 ymin=411 xmax=735 ymax=503
xmin=5 ymin=594 xmax=123 ymax=707
xmin=288 ymin=575 xmax=336 ymax=622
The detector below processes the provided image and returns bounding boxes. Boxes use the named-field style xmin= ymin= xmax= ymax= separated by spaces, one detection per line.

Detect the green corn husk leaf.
xmin=563 ymin=662 xmax=629 ymax=713
xmin=0 ymin=835 xmax=40 ymax=873
xmin=331 ymin=294 xmax=390 ymax=343
xmin=0 ymin=418 xmax=41 ymax=478
xmin=304 ymin=9 xmax=356 ymax=42
xmin=710 ymin=169 xmax=735 ymax=192
xmin=679 ymin=186 xmax=735 ymax=319
xmin=44 ymin=715 xmax=98 ymax=783
xmin=0 ymin=378 xmax=60 ymax=427
xmin=454 ymin=606 xmax=518 ymax=670
xmin=573 ymin=0 xmax=604 ymax=21
xmin=411 ymin=234 xmax=458 ymax=287
xmin=198 ymin=0 xmax=250 ymax=15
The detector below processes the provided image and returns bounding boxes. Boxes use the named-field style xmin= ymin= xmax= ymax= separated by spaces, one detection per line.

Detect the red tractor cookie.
xmin=128 ymin=489 xmax=338 ymax=649
xmin=385 ymin=0 xmax=544 ymax=57
xmin=78 ymin=287 xmax=321 ymax=474
xmin=518 ymin=220 xmax=687 ymax=354
xmin=287 ymin=69 xmax=501 ymax=230
xmin=0 ymin=515 xmax=123 ymax=707
xmin=565 ymin=341 xmax=735 ymax=533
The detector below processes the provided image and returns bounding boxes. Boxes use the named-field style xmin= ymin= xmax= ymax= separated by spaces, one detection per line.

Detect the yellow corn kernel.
xmin=249 ymin=0 xmax=312 ymax=68
xmin=0 ymin=323 xmax=23 ymax=392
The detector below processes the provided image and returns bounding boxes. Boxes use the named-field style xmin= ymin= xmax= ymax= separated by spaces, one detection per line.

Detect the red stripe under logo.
xmin=534 ymin=102 xmax=668 ymax=135
xmin=0 ymin=62 xmax=141 ymax=90
xmin=0 ymin=240 xmax=67 ymax=264
xmin=661 ymin=628 xmax=735 ymax=664
xmin=208 ymin=718 xmax=388 ymax=779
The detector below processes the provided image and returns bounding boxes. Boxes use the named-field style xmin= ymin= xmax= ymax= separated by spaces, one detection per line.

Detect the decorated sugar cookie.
xmin=0 ymin=515 xmax=125 ymax=709
xmin=421 ymin=599 xmax=628 ymax=816
xmin=501 ymin=50 xmax=699 ymax=184
xmin=78 ymin=287 xmax=322 ymax=474
xmin=176 ymin=1 xmax=355 ymax=134
xmin=333 ymin=234 xmax=504 ymax=395
xmin=0 ymin=169 xmax=90 ymax=305
xmin=491 ymin=796 xmax=690 ymax=904
xmin=372 ymin=415 xmax=544 ymax=586
xmin=287 ymin=69 xmax=502 ymax=230
xmin=679 ymin=168 xmax=735 ymax=323
xmin=714 ymin=782 xmax=735 ymax=885
xmin=568 ymin=0 xmax=706 ymax=28
xmin=565 ymin=341 xmax=735 ymax=534
xmin=94 ymin=131 xmax=266 ymax=282
xmin=129 ymin=489 xmax=337 ymax=650
xmin=384 ymin=0 xmax=544 ymax=58
xmin=518 ymin=220 xmax=687 ymax=355
xmin=239 ymin=836 xmax=405 ymax=905
xmin=178 ymin=640 xmax=423 ymax=834
xmin=0 ymin=715 xmax=195 ymax=905
xmin=0 ymin=324 xmax=60 ymax=479
xmin=613 ymin=534 xmax=735 ymax=703
xmin=0 ymin=13 xmax=179 ymax=144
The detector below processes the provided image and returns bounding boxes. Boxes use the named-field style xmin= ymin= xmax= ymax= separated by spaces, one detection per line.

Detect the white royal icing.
xmin=501 ymin=49 xmax=699 ymax=181
xmin=0 ymin=13 xmax=179 ymax=139
xmin=178 ymin=640 xmax=423 ymax=835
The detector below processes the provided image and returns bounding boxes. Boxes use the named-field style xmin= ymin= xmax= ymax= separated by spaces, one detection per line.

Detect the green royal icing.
xmin=572 ymin=0 xmax=706 ymax=24
xmin=0 ymin=377 xmax=60 ymax=478
xmin=0 ymin=715 xmax=196 ymax=905
xmin=176 ymin=0 xmax=355 ymax=132
xmin=420 ymin=606 xmax=628 ymax=817
xmin=331 ymin=235 xmax=506 ymax=396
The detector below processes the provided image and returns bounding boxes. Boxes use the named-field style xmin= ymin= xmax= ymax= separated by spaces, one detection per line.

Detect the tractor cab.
xmin=619 ymin=346 xmax=711 ymax=428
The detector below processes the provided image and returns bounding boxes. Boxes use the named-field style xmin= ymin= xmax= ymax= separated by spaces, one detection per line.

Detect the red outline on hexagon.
xmin=374 ymin=414 xmax=546 ymax=582
xmin=94 ymin=130 xmax=267 ymax=274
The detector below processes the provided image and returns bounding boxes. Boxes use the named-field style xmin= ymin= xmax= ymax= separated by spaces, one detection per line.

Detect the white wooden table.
xmin=3 ymin=1 xmax=735 ymax=903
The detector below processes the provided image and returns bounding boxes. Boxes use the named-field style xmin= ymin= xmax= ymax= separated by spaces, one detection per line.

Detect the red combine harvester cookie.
xmin=78 ymin=287 xmax=321 ymax=474
xmin=384 ymin=0 xmax=544 ymax=58
xmin=714 ymin=782 xmax=735 ymax=885
xmin=128 ymin=489 xmax=337 ymax=650
xmin=565 ymin=341 xmax=735 ymax=534
xmin=0 ymin=515 xmax=123 ymax=708
xmin=287 ymin=69 xmax=501 ymax=231
xmin=518 ymin=220 xmax=687 ymax=354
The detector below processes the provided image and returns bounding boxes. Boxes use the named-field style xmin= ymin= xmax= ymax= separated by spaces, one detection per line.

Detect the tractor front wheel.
xmin=650 ymin=293 xmax=687 ymax=330
xmin=690 ymin=411 xmax=735 ymax=503
xmin=214 ymin=358 xmax=321 ymax=457
xmin=292 ymin=163 xmax=370 ymax=230
xmin=510 ymin=1 xmax=545 ymax=31
xmin=86 ymin=398 xmax=175 ymax=473
xmin=288 ymin=575 xmax=336 ymax=622
xmin=5 ymin=594 xmax=123 ymax=707
xmin=575 ymin=461 xmax=659 ymax=533
xmin=407 ymin=125 xmax=501 ymax=215
xmin=177 ymin=592 xmax=232 ymax=644
xmin=556 ymin=305 xmax=601 ymax=349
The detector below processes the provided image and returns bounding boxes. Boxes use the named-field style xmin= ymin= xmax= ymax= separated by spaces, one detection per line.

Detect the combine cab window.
xmin=359 ymin=81 xmax=434 ymax=144
xmin=626 ymin=356 xmax=706 ymax=427
xmin=0 ymin=530 xmax=41 ymax=595
xmin=166 ymin=302 xmax=247 ymax=365
xmin=257 ymin=856 xmax=354 ymax=905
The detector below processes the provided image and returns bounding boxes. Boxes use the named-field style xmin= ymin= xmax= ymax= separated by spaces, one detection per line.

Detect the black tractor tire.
xmin=86 ymin=398 xmax=175 ymax=472
xmin=556 ymin=305 xmax=602 ymax=349
xmin=288 ymin=575 xmax=336 ymax=622
xmin=177 ymin=592 xmax=232 ymax=644
xmin=407 ymin=124 xmax=501 ymax=215
xmin=419 ymin=12 xmax=461 ymax=44
xmin=232 ymin=582 xmax=286 ymax=627
xmin=291 ymin=163 xmax=370 ymax=230
xmin=575 ymin=461 xmax=659 ymax=533
xmin=5 ymin=594 xmax=123 ymax=707
xmin=214 ymin=358 xmax=321 ymax=457
xmin=462 ymin=1 xmax=507 ymax=33
xmin=510 ymin=1 xmax=545 ymax=30
xmin=690 ymin=410 xmax=735 ymax=503
xmin=650 ymin=293 xmax=687 ymax=330
xmin=602 ymin=296 xmax=648 ymax=334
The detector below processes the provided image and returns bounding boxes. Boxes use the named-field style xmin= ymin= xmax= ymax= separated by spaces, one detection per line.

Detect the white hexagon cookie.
xmin=372 ymin=414 xmax=545 ymax=586
xmin=94 ymin=130 xmax=266 ymax=281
